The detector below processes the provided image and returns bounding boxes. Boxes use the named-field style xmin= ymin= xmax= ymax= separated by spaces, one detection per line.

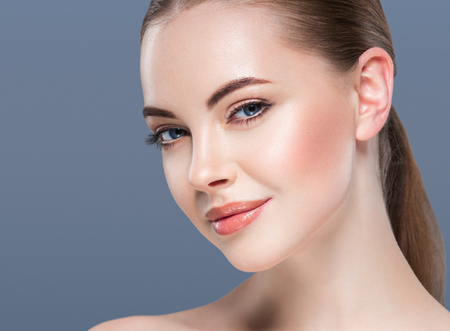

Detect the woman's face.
xmin=141 ymin=3 xmax=358 ymax=272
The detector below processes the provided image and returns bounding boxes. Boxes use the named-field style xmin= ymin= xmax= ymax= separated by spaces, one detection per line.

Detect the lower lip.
xmin=211 ymin=199 xmax=270 ymax=236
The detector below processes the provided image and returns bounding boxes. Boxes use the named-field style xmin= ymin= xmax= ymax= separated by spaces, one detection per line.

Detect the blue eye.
xmin=226 ymin=100 xmax=274 ymax=125
xmin=234 ymin=103 xmax=263 ymax=118
xmin=160 ymin=128 xmax=187 ymax=142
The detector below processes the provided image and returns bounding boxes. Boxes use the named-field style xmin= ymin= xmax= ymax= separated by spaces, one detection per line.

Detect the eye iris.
xmin=169 ymin=128 xmax=184 ymax=139
xmin=243 ymin=103 xmax=261 ymax=116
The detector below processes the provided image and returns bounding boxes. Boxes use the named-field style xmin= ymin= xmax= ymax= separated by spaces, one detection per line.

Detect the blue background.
xmin=1 ymin=1 xmax=449 ymax=330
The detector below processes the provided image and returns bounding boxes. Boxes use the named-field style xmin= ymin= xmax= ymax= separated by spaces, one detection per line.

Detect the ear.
xmin=355 ymin=47 xmax=394 ymax=141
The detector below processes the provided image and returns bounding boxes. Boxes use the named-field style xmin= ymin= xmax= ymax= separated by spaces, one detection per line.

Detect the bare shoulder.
xmin=409 ymin=298 xmax=450 ymax=331
xmin=88 ymin=283 xmax=242 ymax=331
xmin=88 ymin=315 xmax=188 ymax=331
xmin=428 ymin=303 xmax=450 ymax=330
xmin=88 ymin=303 xmax=227 ymax=331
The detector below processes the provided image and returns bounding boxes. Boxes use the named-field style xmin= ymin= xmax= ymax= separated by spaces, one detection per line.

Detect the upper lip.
xmin=205 ymin=198 xmax=270 ymax=222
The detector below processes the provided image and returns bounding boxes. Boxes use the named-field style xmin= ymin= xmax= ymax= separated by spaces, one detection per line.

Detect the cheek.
xmin=238 ymin=95 xmax=355 ymax=213
xmin=223 ymin=97 xmax=355 ymax=270
xmin=284 ymin=103 xmax=354 ymax=192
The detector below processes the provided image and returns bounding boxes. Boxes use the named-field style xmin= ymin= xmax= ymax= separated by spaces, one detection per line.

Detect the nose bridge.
xmin=188 ymin=127 xmax=236 ymax=192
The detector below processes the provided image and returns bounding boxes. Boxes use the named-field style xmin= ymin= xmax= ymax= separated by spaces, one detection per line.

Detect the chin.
xmin=220 ymin=241 xmax=294 ymax=273
xmin=227 ymin=256 xmax=277 ymax=273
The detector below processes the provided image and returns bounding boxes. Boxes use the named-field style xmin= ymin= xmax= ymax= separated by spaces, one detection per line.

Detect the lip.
xmin=206 ymin=198 xmax=271 ymax=235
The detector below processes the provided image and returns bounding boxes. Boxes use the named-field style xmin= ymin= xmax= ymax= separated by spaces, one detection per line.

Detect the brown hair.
xmin=140 ymin=0 xmax=446 ymax=304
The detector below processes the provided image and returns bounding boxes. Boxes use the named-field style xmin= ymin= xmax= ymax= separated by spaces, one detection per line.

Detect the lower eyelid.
xmin=160 ymin=139 xmax=181 ymax=151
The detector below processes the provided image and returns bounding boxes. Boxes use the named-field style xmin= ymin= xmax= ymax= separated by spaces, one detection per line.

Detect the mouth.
xmin=206 ymin=198 xmax=271 ymax=235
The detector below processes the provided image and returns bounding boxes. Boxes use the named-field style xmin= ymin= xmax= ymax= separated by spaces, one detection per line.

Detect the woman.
xmin=91 ymin=0 xmax=450 ymax=329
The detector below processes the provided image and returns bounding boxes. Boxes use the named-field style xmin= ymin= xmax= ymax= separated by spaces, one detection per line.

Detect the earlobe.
xmin=355 ymin=47 xmax=394 ymax=141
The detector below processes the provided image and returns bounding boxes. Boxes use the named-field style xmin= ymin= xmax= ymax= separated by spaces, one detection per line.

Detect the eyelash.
xmin=146 ymin=100 xmax=274 ymax=150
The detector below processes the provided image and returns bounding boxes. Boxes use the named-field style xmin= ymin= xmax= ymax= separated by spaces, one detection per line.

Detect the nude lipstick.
xmin=206 ymin=198 xmax=270 ymax=235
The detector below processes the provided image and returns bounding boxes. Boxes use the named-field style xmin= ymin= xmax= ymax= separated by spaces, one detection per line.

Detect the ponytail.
xmin=379 ymin=106 xmax=446 ymax=305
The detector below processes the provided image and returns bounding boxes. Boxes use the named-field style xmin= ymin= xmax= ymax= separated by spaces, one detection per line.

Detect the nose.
xmin=188 ymin=133 xmax=238 ymax=193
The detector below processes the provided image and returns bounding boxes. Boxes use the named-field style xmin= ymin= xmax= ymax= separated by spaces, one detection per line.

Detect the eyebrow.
xmin=207 ymin=77 xmax=271 ymax=109
xmin=142 ymin=107 xmax=176 ymax=119
xmin=142 ymin=77 xmax=272 ymax=118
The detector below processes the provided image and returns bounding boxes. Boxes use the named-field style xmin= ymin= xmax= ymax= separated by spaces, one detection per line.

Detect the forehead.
xmin=139 ymin=3 xmax=330 ymax=109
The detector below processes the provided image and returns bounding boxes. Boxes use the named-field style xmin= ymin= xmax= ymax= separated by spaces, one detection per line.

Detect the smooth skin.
xmin=91 ymin=3 xmax=450 ymax=330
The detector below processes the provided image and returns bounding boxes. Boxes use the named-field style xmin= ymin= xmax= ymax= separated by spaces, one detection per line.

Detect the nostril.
xmin=209 ymin=179 xmax=228 ymax=187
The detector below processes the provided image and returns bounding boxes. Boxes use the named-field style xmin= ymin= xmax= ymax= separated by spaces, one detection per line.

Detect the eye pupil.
xmin=244 ymin=103 xmax=261 ymax=116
